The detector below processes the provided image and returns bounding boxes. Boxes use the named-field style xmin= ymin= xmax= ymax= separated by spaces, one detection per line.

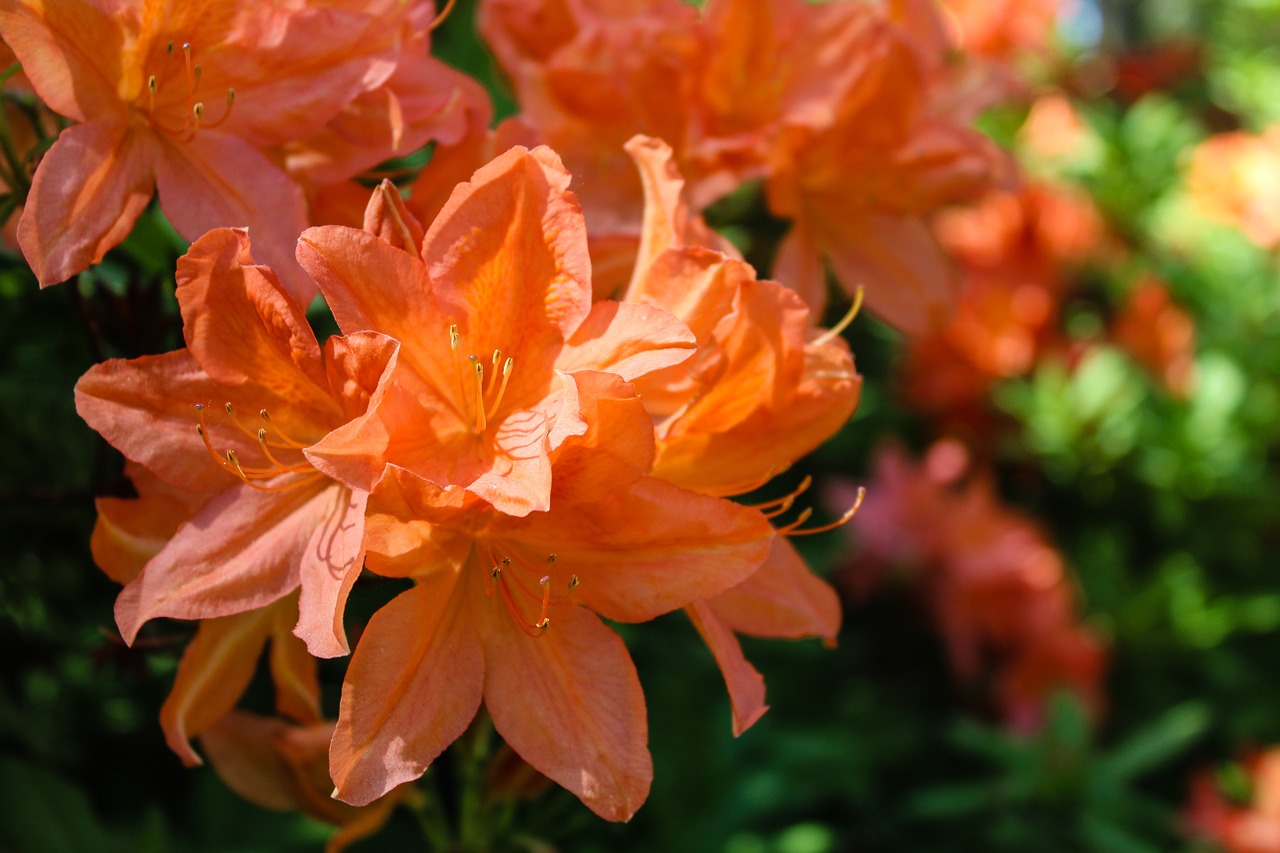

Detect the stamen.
xmin=428 ymin=0 xmax=458 ymax=31
xmin=780 ymin=487 xmax=866 ymax=537
xmin=471 ymin=356 xmax=487 ymax=434
xmin=257 ymin=408 xmax=310 ymax=449
xmin=449 ymin=324 xmax=460 ymax=351
xmin=485 ymin=357 xmax=513 ymax=421
xmin=568 ymin=575 xmax=580 ymax=590
xmin=812 ymin=286 xmax=865 ymax=347
xmin=147 ymin=75 xmax=157 ymax=112
xmin=750 ymin=475 xmax=813 ymax=511
xmin=201 ymin=88 xmax=235 ymax=130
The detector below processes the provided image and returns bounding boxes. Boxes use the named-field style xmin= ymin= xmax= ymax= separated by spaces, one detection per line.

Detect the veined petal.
xmin=772 ymin=225 xmax=829 ymax=315
xmin=498 ymin=471 xmax=774 ymax=623
xmin=91 ymin=465 xmax=210 ymax=585
xmin=707 ymin=537 xmax=841 ymax=641
xmin=0 ymin=0 xmax=124 ymax=122
xmin=18 ymin=120 xmax=155 ymax=286
xmin=75 ymin=350 xmax=257 ymax=494
xmin=114 ymin=479 xmax=339 ymax=644
xmin=175 ymin=228 xmax=331 ymax=409
xmin=159 ymin=603 xmax=279 ymax=766
xmin=422 ymin=145 xmax=592 ymax=406
xmin=294 ymin=487 xmax=367 ymax=658
xmin=557 ymin=301 xmax=696 ymax=382
xmin=153 ymin=130 xmax=312 ymax=304
xmin=269 ymin=604 xmax=323 ymax=727
xmin=481 ymin=597 xmax=651 ymax=822
xmin=331 ymin=575 xmax=484 ymax=806
xmin=686 ymin=600 xmax=769 ymax=737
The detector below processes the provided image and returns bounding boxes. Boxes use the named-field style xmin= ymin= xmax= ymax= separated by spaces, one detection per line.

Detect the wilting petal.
xmin=18 ymin=120 xmax=155 ymax=286
xmin=114 ymin=480 xmax=340 ymax=644
xmin=159 ymin=605 xmax=278 ymax=766
xmin=558 ymin=301 xmax=696 ymax=381
xmin=154 ymin=130 xmax=312 ymax=304
xmin=332 ymin=575 xmax=484 ymax=806
xmin=686 ymin=600 xmax=769 ymax=736
xmin=481 ymin=597 xmax=651 ymax=822
xmin=294 ymin=488 xmax=367 ymax=658
xmin=75 ymin=350 xmax=258 ymax=494
xmin=707 ymin=537 xmax=841 ymax=640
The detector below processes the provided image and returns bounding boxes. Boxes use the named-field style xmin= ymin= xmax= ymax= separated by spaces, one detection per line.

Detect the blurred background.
xmin=4 ymin=0 xmax=1280 ymax=850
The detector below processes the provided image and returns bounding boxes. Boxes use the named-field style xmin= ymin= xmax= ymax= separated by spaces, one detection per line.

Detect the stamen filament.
xmin=782 ymin=487 xmax=867 ymax=537
xmin=750 ymin=475 xmax=813 ymax=510
xmin=812 ymin=286 xmax=865 ymax=347
xmin=428 ymin=0 xmax=458 ymax=31
xmin=257 ymin=409 xmax=311 ymax=450
xmin=485 ymin=357 xmax=513 ymax=421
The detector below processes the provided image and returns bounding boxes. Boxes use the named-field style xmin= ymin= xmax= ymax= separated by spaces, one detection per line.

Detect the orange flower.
xmin=297 ymin=147 xmax=697 ymax=517
xmin=1186 ymin=126 xmax=1280 ymax=250
xmin=1186 ymin=749 xmax=1280 ymax=853
xmin=1111 ymin=275 xmax=1197 ymax=398
xmin=330 ymin=371 xmax=774 ymax=819
xmin=76 ymin=228 xmax=399 ymax=657
xmin=620 ymin=136 xmax=861 ymax=734
xmin=0 ymin=0 xmax=416 ymax=294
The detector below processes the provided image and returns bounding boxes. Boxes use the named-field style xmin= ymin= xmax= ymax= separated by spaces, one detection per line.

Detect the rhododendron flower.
xmin=846 ymin=441 xmax=1105 ymax=728
xmin=620 ymin=136 xmax=861 ymax=733
xmin=1186 ymin=126 xmax=1280 ymax=250
xmin=0 ymin=0 xmax=419 ymax=294
xmin=1186 ymin=748 xmax=1280 ymax=853
xmin=331 ymin=371 xmax=774 ymax=819
xmin=297 ymin=146 xmax=697 ymax=517
xmin=77 ymin=228 xmax=399 ymax=657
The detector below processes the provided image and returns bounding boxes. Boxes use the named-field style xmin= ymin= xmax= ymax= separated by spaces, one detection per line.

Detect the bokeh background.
xmin=5 ymin=0 xmax=1280 ymax=850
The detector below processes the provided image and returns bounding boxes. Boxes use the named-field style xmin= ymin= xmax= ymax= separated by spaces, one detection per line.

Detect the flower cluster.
xmin=841 ymin=440 xmax=1105 ymax=730
xmin=80 ymin=136 xmax=861 ymax=828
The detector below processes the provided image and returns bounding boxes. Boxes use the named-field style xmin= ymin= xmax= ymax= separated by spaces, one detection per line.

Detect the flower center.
xmin=478 ymin=542 xmax=580 ymax=638
xmin=449 ymin=324 xmax=516 ymax=435
xmin=194 ymin=402 xmax=323 ymax=493
xmin=142 ymin=42 xmax=235 ymax=142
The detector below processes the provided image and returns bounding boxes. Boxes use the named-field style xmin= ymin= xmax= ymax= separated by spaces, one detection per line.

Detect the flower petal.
xmin=114 ymin=480 xmax=340 ymax=644
xmin=331 ymin=575 xmax=484 ymax=806
xmin=361 ymin=180 xmax=425 ymax=258
xmin=159 ymin=604 xmax=278 ymax=766
xmin=75 ymin=349 xmax=255 ymax=494
xmin=294 ymin=487 xmax=368 ymax=658
xmin=707 ymin=537 xmax=841 ymax=641
xmin=558 ymin=300 xmax=696 ymax=382
xmin=153 ymin=130 xmax=312 ymax=304
xmin=17 ymin=120 xmax=155 ymax=286
xmin=481 ymin=598 xmax=651 ymax=822
xmin=686 ymin=600 xmax=769 ymax=737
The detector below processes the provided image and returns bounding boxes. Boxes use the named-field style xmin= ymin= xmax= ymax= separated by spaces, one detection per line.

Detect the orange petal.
xmin=0 ymin=0 xmax=125 ymax=122
xmin=200 ymin=712 xmax=299 ymax=811
xmin=91 ymin=466 xmax=210 ymax=585
xmin=820 ymin=213 xmax=956 ymax=337
xmin=421 ymin=145 xmax=592 ymax=405
xmin=18 ymin=120 xmax=155 ymax=286
xmin=707 ymin=537 xmax=841 ymax=641
xmin=361 ymin=180 xmax=425 ymax=258
xmin=114 ymin=480 xmax=340 ymax=645
xmin=175 ymin=228 xmax=333 ymax=414
xmin=480 ymin=595 xmax=651 ymax=822
xmin=269 ymin=604 xmax=323 ymax=726
xmin=362 ymin=463 xmax=488 ymax=579
xmin=772 ymin=225 xmax=829 ymax=315
xmin=160 ymin=604 xmax=279 ymax=766
xmin=153 ymin=131 xmax=312 ymax=304
xmin=558 ymin=300 xmax=697 ymax=382
xmin=331 ymin=576 xmax=484 ymax=806
xmin=75 ymin=350 xmax=257 ymax=494
xmin=294 ymin=487 xmax=367 ymax=659
xmin=686 ymin=600 xmax=769 ymax=736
